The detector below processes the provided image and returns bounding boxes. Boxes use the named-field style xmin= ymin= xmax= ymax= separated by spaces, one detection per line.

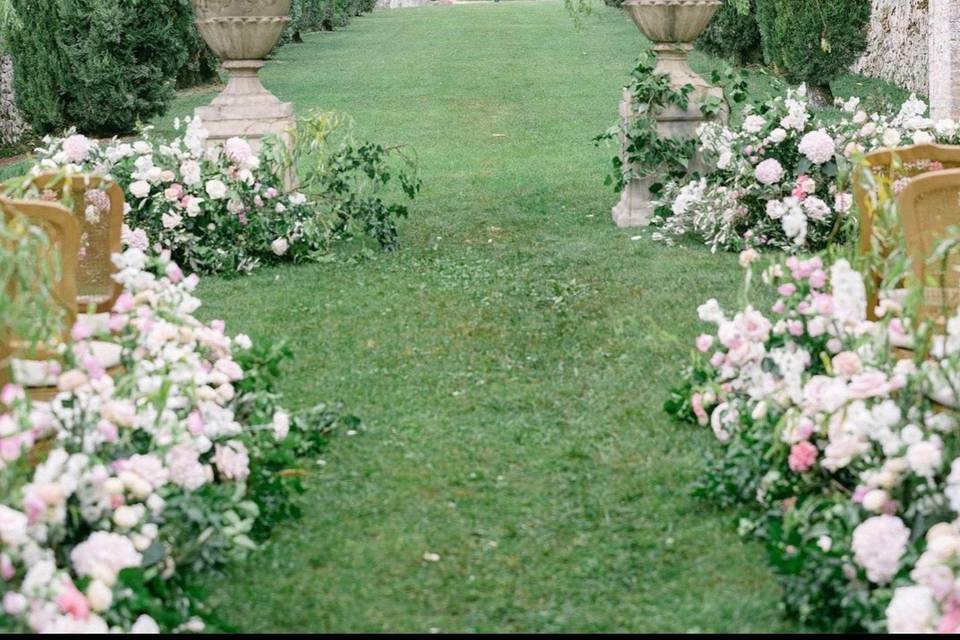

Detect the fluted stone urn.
xmin=613 ymin=0 xmax=723 ymax=228
xmin=191 ymin=0 xmax=295 ymax=150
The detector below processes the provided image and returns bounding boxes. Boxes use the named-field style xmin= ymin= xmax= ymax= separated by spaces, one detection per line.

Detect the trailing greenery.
xmin=5 ymin=0 xmax=194 ymax=136
xmin=265 ymin=111 xmax=422 ymax=253
xmin=754 ymin=0 xmax=871 ymax=103
xmin=0 ymin=202 xmax=66 ymax=354
xmin=596 ymin=53 xmax=746 ymax=194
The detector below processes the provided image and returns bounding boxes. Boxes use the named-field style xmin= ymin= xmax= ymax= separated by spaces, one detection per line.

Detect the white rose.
xmin=129 ymin=180 xmax=151 ymax=199
xmin=768 ymin=128 xmax=787 ymax=143
xmin=205 ymin=179 xmax=228 ymax=200
xmin=862 ymin=489 xmax=889 ymax=512
xmin=131 ymin=615 xmax=161 ymax=634
xmin=271 ymin=238 xmax=289 ymax=256
xmin=882 ymin=128 xmax=902 ymax=147
xmin=112 ymin=505 xmax=142 ymax=530
xmin=86 ymin=580 xmax=113 ymax=612
xmin=161 ymin=212 xmax=183 ymax=230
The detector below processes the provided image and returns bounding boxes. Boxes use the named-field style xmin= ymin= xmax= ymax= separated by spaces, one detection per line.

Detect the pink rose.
xmin=848 ymin=371 xmax=891 ymax=399
xmin=56 ymin=581 xmax=91 ymax=620
xmin=777 ymin=283 xmax=797 ymax=296
xmin=788 ymin=441 xmax=818 ymax=473
xmin=832 ymin=351 xmax=862 ymax=378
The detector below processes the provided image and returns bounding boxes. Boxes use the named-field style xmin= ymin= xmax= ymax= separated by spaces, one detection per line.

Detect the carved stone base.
xmin=194 ymin=60 xmax=295 ymax=152
xmin=611 ymin=57 xmax=725 ymax=228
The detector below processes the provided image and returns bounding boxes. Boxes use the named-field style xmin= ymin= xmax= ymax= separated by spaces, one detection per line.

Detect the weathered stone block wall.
xmin=854 ymin=0 xmax=929 ymax=95
xmin=929 ymin=0 xmax=960 ymax=119
xmin=0 ymin=52 xmax=29 ymax=146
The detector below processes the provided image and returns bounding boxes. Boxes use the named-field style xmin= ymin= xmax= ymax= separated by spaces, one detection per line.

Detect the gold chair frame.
xmin=0 ymin=196 xmax=80 ymax=399
xmin=896 ymin=168 xmax=960 ymax=327
xmin=32 ymin=173 xmax=124 ymax=314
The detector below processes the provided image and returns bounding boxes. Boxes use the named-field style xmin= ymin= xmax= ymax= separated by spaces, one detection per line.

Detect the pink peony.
xmin=62 ymin=134 xmax=92 ymax=163
xmin=788 ymin=441 xmax=818 ymax=473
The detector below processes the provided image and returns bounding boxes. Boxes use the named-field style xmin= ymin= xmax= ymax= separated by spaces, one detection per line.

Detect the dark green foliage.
xmin=5 ymin=0 xmax=63 ymax=134
xmin=754 ymin=0 xmax=871 ymax=95
xmin=176 ymin=26 xmax=220 ymax=89
xmin=7 ymin=0 xmax=193 ymax=136
xmin=282 ymin=0 xmax=375 ymax=44
xmin=696 ymin=0 xmax=763 ymax=66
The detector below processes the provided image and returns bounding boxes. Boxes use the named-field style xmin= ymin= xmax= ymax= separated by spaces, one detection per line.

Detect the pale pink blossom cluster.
xmin=654 ymin=88 xmax=960 ymax=253
xmin=685 ymin=250 xmax=960 ymax=631
xmin=0 ymin=248 xmax=291 ymax=633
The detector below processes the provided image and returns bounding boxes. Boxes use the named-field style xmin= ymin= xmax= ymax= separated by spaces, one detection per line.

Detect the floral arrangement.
xmin=0 ymin=246 xmax=357 ymax=632
xmin=666 ymin=238 xmax=960 ymax=631
xmin=9 ymin=113 xmax=419 ymax=275
xmin=652 ymin=88 xmax=960 ymax=253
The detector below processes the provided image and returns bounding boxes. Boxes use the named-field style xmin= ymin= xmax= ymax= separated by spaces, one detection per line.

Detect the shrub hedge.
xmin=6 ymin=0 xmax=194 ymax=136
xmin=695 ymin=0 xmax=763 ymax=66
xmin=754 ymin=0 xmax=871 ymax=101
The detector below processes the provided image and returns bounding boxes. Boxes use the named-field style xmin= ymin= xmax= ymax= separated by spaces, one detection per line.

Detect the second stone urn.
xmin=191 ymin=0 xmax=295 ymax=151
xmin=613 ymin=0 xmax=723 ymax=228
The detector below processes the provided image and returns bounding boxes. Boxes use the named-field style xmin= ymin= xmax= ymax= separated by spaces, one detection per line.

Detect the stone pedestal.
xmin=612 ymin=42 xmax=723 ymax=227
xmin=195 ymin=61 xmax=295 ymax=151
xmin=191 ymin=0 xmax=295 ymax=152
xmin=613 ymin=0 xmax=721 ymax=228
xmin=929 ymin=0 xmax=960 ymax=121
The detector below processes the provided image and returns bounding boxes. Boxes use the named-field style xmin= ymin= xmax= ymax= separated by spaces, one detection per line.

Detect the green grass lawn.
xmin=148 ymin=1 xmax=898 ymax=632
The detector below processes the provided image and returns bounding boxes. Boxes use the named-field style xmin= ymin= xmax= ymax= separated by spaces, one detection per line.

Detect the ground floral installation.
xmin=11 ymin=113 xmax=419 ymax=276
xmin=0 ymin=245 xmax=357 ymax=632
xmin=15 ymin=119 xmax=318 ymax=275
xmin=666 ymin=230 xmax=960 ymax=631
xmin=652 ymin=88 xmax=960 ymax=253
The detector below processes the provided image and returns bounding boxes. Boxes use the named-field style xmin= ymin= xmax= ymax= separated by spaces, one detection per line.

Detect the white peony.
xmin=852 ymin=515 xmax=910 ymax=584
xmin=129 ymin=180 xmax=152 ymax=199
xmin=205 ymin=179 xmax=228 ymax=200
xmin=886 ymin=585 xmax=938 ymax=633
xmin=271 ymin=237 xmax=289 ymax=257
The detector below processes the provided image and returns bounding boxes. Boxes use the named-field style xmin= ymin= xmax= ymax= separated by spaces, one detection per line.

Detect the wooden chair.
xmin=31 ymin=173 xmax=124 ymax=323
xmin=0 ymin=196 xmax=80 ymax=401
xmin=897 ymin=168 xmax=960 ymax=330
xmin=853 ymin=144 xmax=960 ymax=320
xmin=855 ymin=144 xmax=960 ymax=255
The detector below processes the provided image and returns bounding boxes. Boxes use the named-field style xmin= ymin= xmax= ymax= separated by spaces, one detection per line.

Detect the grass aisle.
xmin=164 ymin=1 xmax=793 ymax=632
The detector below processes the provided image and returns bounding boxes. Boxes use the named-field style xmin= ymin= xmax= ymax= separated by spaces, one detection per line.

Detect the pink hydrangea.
xmin=798 ymin=129 xmax=836 ymax=164
xmin=213 ymin=440 xmax=249 ymax=482
xmin=70 ymin=532 xmax=142 ymax=586
xmin=754 ymin=158 xmax=785 ymax=185
xmin=166 ymin=443 xmax=209 ymax=491
xmin=62 ymin=134 xmax=92 ymax=163
xmin=852 ymin=515 xmax=910 ymax=584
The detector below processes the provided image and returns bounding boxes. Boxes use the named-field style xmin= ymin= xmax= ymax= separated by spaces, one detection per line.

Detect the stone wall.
xmin=928 ymin=0 xmax=960 ymax=119
xmin=0 ymin=52 xmax=29 ymax=146
xmin=854 ymin=0 xmax=929 ymax=96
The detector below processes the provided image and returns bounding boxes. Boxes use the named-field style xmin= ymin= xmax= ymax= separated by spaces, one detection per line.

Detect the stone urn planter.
xmin=191 ymin=0 xmax=295 ymax=151
xmin=612 ymin=0 xmax=723 ymax=228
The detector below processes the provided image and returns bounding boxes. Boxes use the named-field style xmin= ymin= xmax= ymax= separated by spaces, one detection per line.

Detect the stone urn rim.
xmin=623 ymin=0 xmax=722 ymax=45
xmin=191 ymin=0 xmax=293 ymax=61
